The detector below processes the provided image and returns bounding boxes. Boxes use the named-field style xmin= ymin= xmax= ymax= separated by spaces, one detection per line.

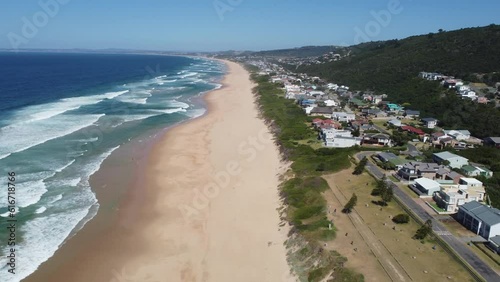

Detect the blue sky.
xmin=1 ymin=0 xmax=499 ymax=51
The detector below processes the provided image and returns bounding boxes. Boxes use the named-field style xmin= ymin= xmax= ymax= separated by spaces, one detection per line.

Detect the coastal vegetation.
xmin=249 ymin=71 xmax=363 ymax=281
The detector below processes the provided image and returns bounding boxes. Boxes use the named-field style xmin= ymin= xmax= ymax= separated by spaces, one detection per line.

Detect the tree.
xmin=392 ymin=214 xmax=410 ymax=224
xmin=381 ymin=186 xmax=393 ymax=206
xmin=342 ymin=193 xmax=357 ymax=214
xmin=353 ymin=157 xmax=368 ymax=175
xmin=414 ymin=219 xmax=433 ymax=240
xmin=352 ymin=127 xmax=360 ymax=137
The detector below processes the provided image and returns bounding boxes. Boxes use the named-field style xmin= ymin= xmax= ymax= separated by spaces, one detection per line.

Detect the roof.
xmin=433 ymin=151 xmax=467 ymax=161
xmin=460 ymin=201 xmax=500 ymax=226
xmin=490 ymin=235 xmax=500 ymax=246
xmin=460 ymin=178 xmax=483 ymax=185
xmin=461 ymin=165 xmax=477 ymax=172
xmin=310 ymin=107 xmax=333 ymax=114
xmin=484 ymin=137 xmax=500 ymax=144
xmin=414 ymin=178 xmax=441 ymax=189
xmin=401 ymin=125 xmax=425 ymax=135
xmin=405 ymin=110 xmax=420 ymax=115
xmin=378 ymin=152 xmax=398 ymax=161
xmin=422 ymin=118 xmax=438 ymax=122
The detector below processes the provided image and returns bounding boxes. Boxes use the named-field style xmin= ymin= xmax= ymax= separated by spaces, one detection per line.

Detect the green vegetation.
xmin=371 ymin=178 xmax=393 ymax=206
xmin=352 ymin=156 xmax=368 ymax=175
xmin=454 ymin=147 xmax=500 ymax=208
xmin=342 ymin=193 xmax=358 ymax=214
xmin=249 ymin=71 xmax=363 ymax=281
xmin=297 ymin=25 xmax=500 ymax=138
xmin=414 ymin=219 xmax=433 ymax=240
xmin=392 ymin=214 xmax=410 ymax=224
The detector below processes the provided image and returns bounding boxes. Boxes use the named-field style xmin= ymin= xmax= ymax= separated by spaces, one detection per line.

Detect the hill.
xmin=250 ymin=45 xmax=347 ymax=58
xmin=295 ymin=24 xmax=500 ymax=138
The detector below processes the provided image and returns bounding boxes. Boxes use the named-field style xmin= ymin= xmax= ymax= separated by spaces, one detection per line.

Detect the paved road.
xmin=357 ymin=152 xmax=500 ymax=282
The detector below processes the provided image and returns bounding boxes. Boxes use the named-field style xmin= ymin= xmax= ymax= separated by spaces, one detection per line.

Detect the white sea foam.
xmin=167 ymin=100 xmax=190 ymax=109
xmin=48 ymin=194 xmax=63 ymax=204
xmin=186 ymin=108 xmax=207 ymax=118
xmin=35 ymin=206 xmax=47 ymax=214
xmin=4 ymin=90 xmax=129 ymax=127
xmin=0 ymin=114 xmax=105 ymax=158
xmin=156 ymin=108 xmax=187 ymax=114
xmin=0 ymin=153 xmax=11 ymax=160
xmin=55 ymin=159 xmax=76 ymax=173
xmin=0 ymin=207 xmax=18 ymax=217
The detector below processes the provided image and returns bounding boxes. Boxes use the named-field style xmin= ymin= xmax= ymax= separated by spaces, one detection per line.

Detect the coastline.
xmin=24 ymin=60 xmax=292 ymax=281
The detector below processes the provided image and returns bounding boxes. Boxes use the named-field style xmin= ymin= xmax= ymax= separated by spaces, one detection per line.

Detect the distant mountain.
xmin=249 ymin=45 xmax=348 ymax=58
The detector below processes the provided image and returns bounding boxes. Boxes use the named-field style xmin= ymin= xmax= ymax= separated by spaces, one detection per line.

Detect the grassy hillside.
xmin=296 ymin=25 xmax=500 ymax=138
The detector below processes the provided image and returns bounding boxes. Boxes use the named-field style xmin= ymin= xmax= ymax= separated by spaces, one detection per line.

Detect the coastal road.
xmin=357 ymin=152 xmax=500 ymax=282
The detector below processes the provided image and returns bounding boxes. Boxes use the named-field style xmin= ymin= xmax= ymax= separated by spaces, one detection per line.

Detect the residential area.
xmin=246 ymin=59 xmax=500 ymax=273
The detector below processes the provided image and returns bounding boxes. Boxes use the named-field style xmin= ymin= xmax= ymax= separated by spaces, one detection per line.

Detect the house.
xmin=308 ymin=90 xmax=325 ymax=97
xmin=404 ymin=110 xmax=420 ymax=119
xmin=412 ymin=178 xmax=441 ymax=197
xmin=325 ymin=136 xmax=362 ymax=148
xmin=484 ymin=137 xmax=500 ymax=148
xmin=457 ymin=201 xmax=500 ymax=240
xmin=432 ymin=151 xmax=469 ymax=169
xmin=309 ymin=107 xmax=333 ymax=117
xmin=388 ymin=119 xmax=402 ymax=127
xmin=461 ymin=165 xmax=493 ymax=178
xmin=362 ymin=133 xmax=392 ymax=146
xmin=377 ymin=152 xmax=399 ymax=163
xmin=386 ymin=103 xmax=403 ymax=112
xmin=323 ymin=99 xmax=338 ymax=107
xmin=331 ymin=112 xmax=356 ymax=122
xmin=397 ymin=162 xmax=442 ymax=181
xmin=400 ymin=125 xmax=425 ymax=136
xmin=362 ymin=108 xmax=386 ymax=117
xmin=421 ymin=118 xmax=438 ymax=129
xmin=443 ymin=130 xmax=471 ymax=141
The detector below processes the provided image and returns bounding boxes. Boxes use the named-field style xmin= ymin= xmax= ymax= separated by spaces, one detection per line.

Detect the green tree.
xmin=392 ymin=214 xmax=410 ymax=224
xmin=414 ymin=219 xmax=433 ymax=240
xmin=353 ymin=157 xmax=368 ymax=175
xmin=342 ymin=193 xmax=358 ymax=214
xmin=381 ymin=186 xmax=394 ymax=206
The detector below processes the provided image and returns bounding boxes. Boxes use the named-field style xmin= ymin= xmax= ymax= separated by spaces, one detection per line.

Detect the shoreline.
xmin=24 ymin=60 xmax=292 ymax=281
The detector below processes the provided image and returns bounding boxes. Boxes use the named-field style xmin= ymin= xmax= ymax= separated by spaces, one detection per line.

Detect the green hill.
xmin=252 ymin=45 xmax=347 ymax=58
xmin=296 ymin=25 xmax=500 ymax=138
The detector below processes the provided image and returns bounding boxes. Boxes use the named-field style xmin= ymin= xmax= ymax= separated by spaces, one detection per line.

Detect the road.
xmin=357 ymin=151 xmax=500 ymax=282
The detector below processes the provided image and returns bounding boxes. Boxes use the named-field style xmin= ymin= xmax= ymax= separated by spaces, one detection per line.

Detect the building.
xmin=432 ymin=151 xmax=469 ymax=169
xmin=421 ymin=118 xmax=438 ymax=129
xmin=488 ymin=235 xmax=500 ymax=254
xmin=400 ymin=125 xmax=425 ymax=136
xmin=412 ymin=178 xmax=441 ymax=197
xmin=443 ymin=130 xmax=471 ymax=141
xmin=331 ymin=112 xmax=356 ymax=122
xmin=309 ymin=107 xmax=334 ymax=117
xmin=362 ymin=133 xmax=392 ymax=146
xmin=457 ymin=201 xmax=500 ymax=240
xmin=433 ymin=178 xmax=485 ymax=213
xmin=461 ymin=165 xmax=494 ymax=178
xmin=397 ymin=162 xmax=442 ymax=181
xmin=405 ymin=110 xmax=420 ymax=119
xmin=325 ymin=136 xmax=362 ymax=148
xmin=484 ymin=137 xmax=500 ymax=148
xmin=388 ymin=119 xmax=402 ymax=127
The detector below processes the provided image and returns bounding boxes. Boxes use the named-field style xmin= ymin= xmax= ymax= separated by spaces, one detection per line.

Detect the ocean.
xmin=0 ymin=52 xmax=225 ymax=281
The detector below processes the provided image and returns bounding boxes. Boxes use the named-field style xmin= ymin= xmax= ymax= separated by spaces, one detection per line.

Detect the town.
xmin=236 ymin=57 xmax=500 ymax=279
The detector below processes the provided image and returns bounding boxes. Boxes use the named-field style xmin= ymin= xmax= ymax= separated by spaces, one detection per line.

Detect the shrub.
xmin=392 ymin=214 xmax=410 ymax=224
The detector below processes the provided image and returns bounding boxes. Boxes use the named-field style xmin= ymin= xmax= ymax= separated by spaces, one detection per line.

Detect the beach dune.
xmin=25 ymin=61 xmax=292 ymax=282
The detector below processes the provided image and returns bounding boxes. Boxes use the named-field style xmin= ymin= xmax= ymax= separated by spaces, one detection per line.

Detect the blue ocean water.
xmin=0 ymin=52 xmax=225 ymax=281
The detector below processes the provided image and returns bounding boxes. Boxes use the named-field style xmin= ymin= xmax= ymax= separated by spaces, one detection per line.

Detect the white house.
xmin=421 ymin=118 xmax=438 ymax=129
xmin=457 ymin=201 xmax=500 ymax=240
xmin=443 ymin=130 xmax=471 ymax=141
xmin=325 ymin=136 xmax=362 ymax=148
xmin=433 ymin=151 xmax=469 ymax=169
xmin=388 ymin=119 xmax=402 ymax=127
xmin=331 ymin=112 xmax=356 ymax=122
xmin=323 ymin=99 xmax=338 ymax=107
xmin=433 ymin=178 xmax=485 ymax=212
xmin=413 ymin=178 xmax=441 ymax=197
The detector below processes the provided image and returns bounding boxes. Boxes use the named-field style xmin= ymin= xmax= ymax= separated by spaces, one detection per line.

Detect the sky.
xmin=0 ymin=0 xmax=499 ymax=52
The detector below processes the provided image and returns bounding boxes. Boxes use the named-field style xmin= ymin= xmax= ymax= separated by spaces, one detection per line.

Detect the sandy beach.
xmin=24 ymin=60 xmax=292 ymax=282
